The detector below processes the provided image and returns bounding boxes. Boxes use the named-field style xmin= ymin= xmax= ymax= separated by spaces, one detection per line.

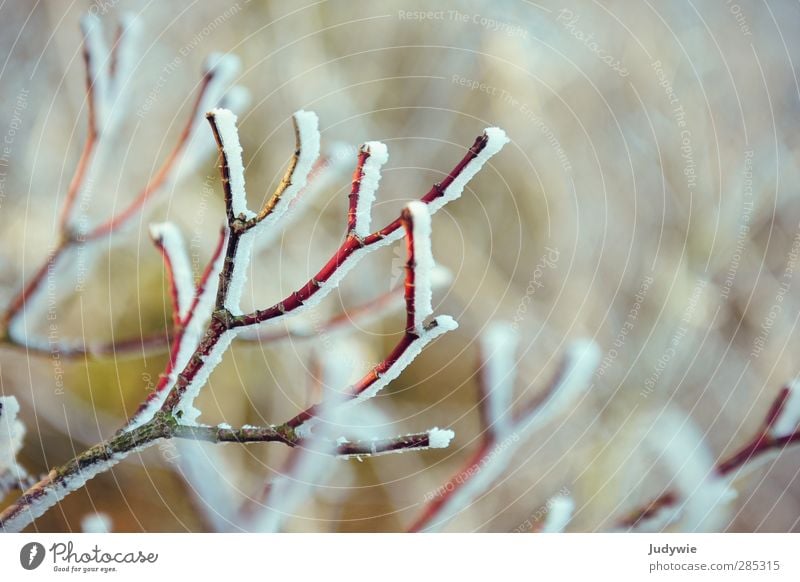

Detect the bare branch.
xmin=410 ymin=335 xmax=600 ymax=532
xmin=150 ymin=223 xmax=195 ymax=325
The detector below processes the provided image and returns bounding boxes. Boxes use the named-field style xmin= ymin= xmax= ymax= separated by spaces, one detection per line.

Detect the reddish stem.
xmin=83 ymin=72 xmax=214 ymax=241
xmin=409 ymin=440 xmax=492 ymax=532
xmin=618 ymin=386 xmax=800 ymax=529
xmin=346 ymin=148 xmax=370 ymax=234
xmin=233 ymin=132 xmax=491 ymax=328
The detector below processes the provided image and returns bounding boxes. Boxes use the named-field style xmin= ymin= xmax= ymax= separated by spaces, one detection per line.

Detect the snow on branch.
xmin=251 ymin=429 xmax=338 ymax=532
xmin=79 ymin=13 xmax=111 ymax=135
xmin=403 ymin=201 xmax=435 ymax=334
xmin=642 ymin=407 xmax=733 ymax=532
xmin=286 ymin=201 xmax=457 ymax=436
xmin=478 ymin=323 xmax=519 ymax=439
xmin=248 ymin=376 xmax=454 ymax=532
xmin=410 ymin=334 xmax=600 ymax=532
xmin=541 ymin=495 xmax=574 ymax=533
xmin=516 ymin=339 xmax=600 ymax=434
xmin=423 ymin=127 xmax=509 ymax=215
xmin=348 ymin=141 xmax=388 ymax=238
xmin=254 ymin=110 xmax=321 ymax=231
xmin=1 ymin=15 xmax=247 ymax=364
xmin=176 ymin=439 xmax=241 ymax=532
xmin=618 ymin=381 xmax=800 ymax=532
xmin=124 ymin=227 xmax=227 ymax=431
xmin=0 ymin=21 xmax=509 ymax=528
xmin=0 ymin=397 xmax=29 ymax=498
xmin=172 ymin=53 xmax=246 ymax=180
xmin=79 ymin=12 xmax=140 ymax=135
xmin=227 ymin=125 xmax=508 ymax=330
xmin=81 ymin=512 xmax=112 ymax=533
xmin=206 ymin=108 xmax=251 ymax=221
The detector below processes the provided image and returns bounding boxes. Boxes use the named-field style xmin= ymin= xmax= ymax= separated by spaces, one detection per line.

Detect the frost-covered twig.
xmin=618 ymin=382 xmax=800 ymax=530
xmin=540 ymin=495 xmax=574 ymax=533
xmin=0 ymin=14 xmax=245 ymax=358
xmin=409 ymin=324 xmax=600 ymax=532
xmin=81 ymin=512 xmax=112 ymax=533
xmin=0 ymin=25 xmax=507 ymax=528
xmin=0 ymin=397 xmax=30 ymax=497
xmin=150 ymin=223 xmax=195 ymax=325
xmin=284 ymin=202 xmax=458 ymax=434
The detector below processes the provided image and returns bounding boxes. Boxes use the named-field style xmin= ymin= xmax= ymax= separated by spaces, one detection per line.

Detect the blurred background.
xmin=1 ymin=0 xmax=800 ymax=532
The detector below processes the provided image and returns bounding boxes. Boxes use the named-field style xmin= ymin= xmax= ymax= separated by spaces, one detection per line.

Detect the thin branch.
xmin=0 ymin=33 xmax=506 ymax=529
xmin=617 ymin=383 xmax=800 ymax=530
xmin=150 ymin=223 xmax=195 ymax=325
xmin=231 ymin=127 xmax=508 ymax=329
xmin=258 ymin=115 xmax=301 ymax=221
xmin=410 ymin=334 xmax=600 ymax=532
xmin=237 ymin=285 xmax=404 ymax=343
xmin=1 ymin=29 xmax=242 ymax=356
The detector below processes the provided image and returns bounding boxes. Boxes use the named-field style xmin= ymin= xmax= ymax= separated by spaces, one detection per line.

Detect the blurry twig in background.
xmin=0 ymin=13 xmax=246 ymax=359
xmin=620 ymin=384 xmax=800 ymax=532
xmin=0 ymin=13 xmax=508 ymax=533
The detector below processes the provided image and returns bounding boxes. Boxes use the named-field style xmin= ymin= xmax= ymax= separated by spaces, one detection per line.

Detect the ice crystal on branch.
xmin=0 ymin=13 xmax=509 ymax=533
xmin=0 ymin=397 xmax=28 ymax=498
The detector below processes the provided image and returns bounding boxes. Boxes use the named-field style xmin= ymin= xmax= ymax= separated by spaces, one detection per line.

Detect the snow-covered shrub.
xmin=0 ymin=13 xmax=508 ymax=533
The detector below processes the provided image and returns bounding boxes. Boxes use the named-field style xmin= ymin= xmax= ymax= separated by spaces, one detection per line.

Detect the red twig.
xmin=409 ymin=331 xmax=599 ymax=532
xmin=618 ymin=384 xmax=800 ymax=530
xmin=232 ymin=133 xmax=492 ymax=329
xmin=346 ymin=147 xmax=371 ymax=234
xmin=1 ymin=25 xmax=236 ymax=358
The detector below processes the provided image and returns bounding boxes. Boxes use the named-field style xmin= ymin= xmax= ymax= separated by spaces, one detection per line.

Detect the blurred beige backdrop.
xmin=1 ymin=0 xmax=799 ymax=531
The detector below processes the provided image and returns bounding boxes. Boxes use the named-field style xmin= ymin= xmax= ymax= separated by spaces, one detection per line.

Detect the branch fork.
xmin=0 ymin=15 xmax=510 ymax=532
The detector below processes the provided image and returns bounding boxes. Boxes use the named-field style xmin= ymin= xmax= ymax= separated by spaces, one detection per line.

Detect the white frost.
xmin=519 ymin=339 xmax=600 ymax=433
xmin=352 ymin=141 xmax=388 ymax=237
xmin=224 ymin=227 xmax=256 ymax=315
xmin=256 ymin=110 xmax=321 ymax=232
xmin=296 ymin=316 xmax=458 ymax=438
xmin=406 ymin=201 xmax=434 ymax=332
xmin=643 ymin=406 xmax=733 ymax=532
xmin=81 ymin=512 xmax=112 ymax=533
xmin=247 ymin=125 xmax=506 ymax=330
xmin=174 ymin=54 xmax=242 ymax=178
xmin=0 ymin=447 xmax=138 ymax=533
xmin=428 ymin=427 xmax=455 ymax=449
xmin=177 ymin=440 xmax=240 ymax=532
xmin=418 ymin=339 xmax=597 ymax=531
xmin=424 ymin=436 xmax=519 ymax=531
xmin=541 ymin=495 xmax=574 ymax=533
xmin=772 ymin=381 xmax=800 ymax=438
xmin=79 ymin=14 xmax=110 ymax=131
xmin=426 ymin=127 xmax=509 ymax=215
xmin=251 ymin=404 xmax=339 ymax=533
xmin=149 ymin=222 xmax=194 ymax=320
xmin=175 ymin=329 xmax=240 ymax=425
xmin=0 ymin=396 xmax=26 ymax=486
xmin=124 ymin=232 xmax=226 ymax=431
xmin=480 ymin=323 xmax=519 ymax=436
xmin=208 ymin=108 xmax=252 ymax=220
xmin=352 ymin=315 xmax=457 ymax=404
